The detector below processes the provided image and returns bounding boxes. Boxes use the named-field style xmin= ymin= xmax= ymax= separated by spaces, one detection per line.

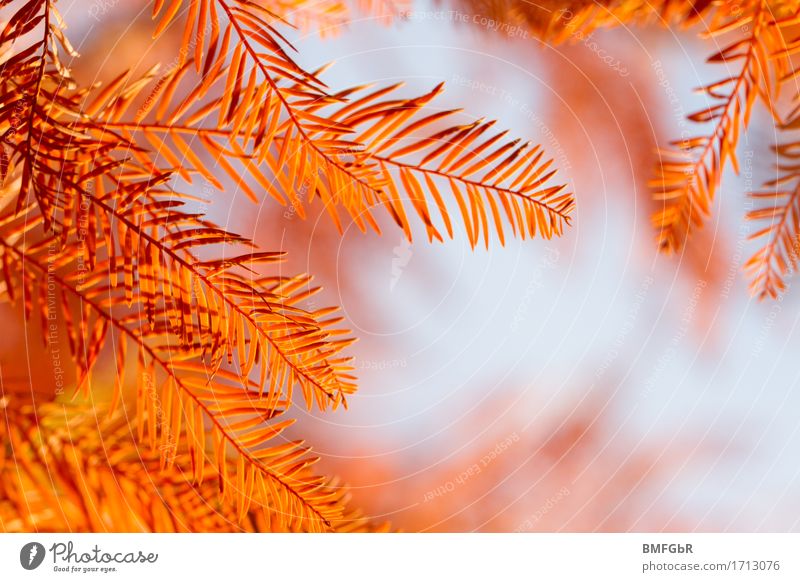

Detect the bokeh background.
xmin=14 ymin=0 xmax=800 ymax=531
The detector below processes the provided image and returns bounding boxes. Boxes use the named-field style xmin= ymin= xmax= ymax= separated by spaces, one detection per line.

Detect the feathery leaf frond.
xmin=142 ymin=1 xmax=573 ymax=245
xmin=88 ymin=71 xmax=573 ymax=247
xmin=0 ymin=399 xmax=386 ymax=531
xmin=650 ymin=2 xmax=777 ymax=253
xmin=0 ymin=212 xmax=350 ymax=531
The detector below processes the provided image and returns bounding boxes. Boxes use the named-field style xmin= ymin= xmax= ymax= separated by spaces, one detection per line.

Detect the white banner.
xmin=0 ymin=533 xmax=797 ymax=581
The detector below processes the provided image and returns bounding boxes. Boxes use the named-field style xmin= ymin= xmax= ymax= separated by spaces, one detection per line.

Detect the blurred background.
xmin=26 ymin=0 xmax=800 ymax=531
